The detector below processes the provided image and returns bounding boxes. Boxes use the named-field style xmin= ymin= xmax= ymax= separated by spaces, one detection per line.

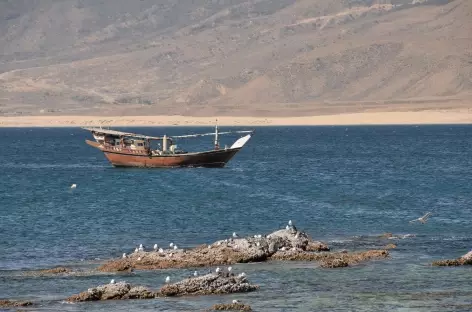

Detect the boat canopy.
xmin=82 ymin=127 xmax=253 ymax=140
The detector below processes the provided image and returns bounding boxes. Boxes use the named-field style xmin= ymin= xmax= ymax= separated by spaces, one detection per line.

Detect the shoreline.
xmin=0 ymin=110 xmax=471 ymax=127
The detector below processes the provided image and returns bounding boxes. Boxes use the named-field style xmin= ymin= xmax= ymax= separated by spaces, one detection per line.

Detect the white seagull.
xmin=233 ymin=232 xmax=238 ymax=238
xmin=238 ymin=272 xmax=246 ymax=277
xmin=138 ymin=244 xmax=144 ymax=251
xmin=153 ymin=244 xmax=158 ymax=251
xmin=70 ymin=184 xmax=77 ymax=189
xmin=232 ymin=299 xmax=240 ymax=304
xmin=173 ymin=245 xmax=178 ymax=250
xmin=285 ymin=225 xmax=290 ymax=230
xmin=122 ymin=253 xmax=126 ymax=258
xmin=158 ymin=248 xmax=164 ymax=253
xmin=288 ymin=220 xmax=292 ymax=226
xmin=193 ymin=271 xmax=198 ymax=277
xmin=169 ymin=242 xmax=174 ymax=248
xmin=165 ymin=276 xmax=170 ymax=283
xmin=409 ymin=212 xmax=433 ymax=224
xmin=215 ymin=267 xmax=221 ymax=273
xmin=228 ymin=266 xmax=232 ymax=272
xmin=134 ymin=247 xmax=139 ymax=253
xmin=110 ymin=279 xmax=115 ymax=284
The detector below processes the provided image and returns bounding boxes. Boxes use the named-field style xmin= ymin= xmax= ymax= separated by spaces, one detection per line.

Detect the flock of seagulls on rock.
xmin=106 ymin=215 xmax=433 ymax=292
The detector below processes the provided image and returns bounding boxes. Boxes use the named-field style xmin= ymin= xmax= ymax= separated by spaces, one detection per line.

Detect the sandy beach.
xmin=0 ymin=110 xmax=471 ymax=127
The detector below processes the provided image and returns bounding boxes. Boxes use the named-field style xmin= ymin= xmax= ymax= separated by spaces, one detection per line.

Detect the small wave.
xmin=0 ymin=163 xmax=107 ymax=169
xmin=329 ymin=239 xmax=353 ymax=244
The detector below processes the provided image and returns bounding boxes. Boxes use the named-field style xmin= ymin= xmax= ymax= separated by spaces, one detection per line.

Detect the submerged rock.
xmin=432 ymin=250 xmax=472 ymax=267
xmin=98 ymin=228 xmax=329 ymax=272
xmin=158 ymin=272 xmax=259 ymax=297
xmin=67 ymin=282 xmax=154 ymax=302
xmin=209 ymin=302 xmax=253 ymax=311
xmin=320 ymin=258 xmax=349 ymax=268
xmin=270 ymin=249 xmax=389 ymax=268
xmin=0 ymin=300 xmax=33 ymax=308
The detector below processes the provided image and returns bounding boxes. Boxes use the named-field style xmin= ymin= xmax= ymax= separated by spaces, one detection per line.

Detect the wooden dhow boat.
xmin=82 ymin=124 xmax=253 ymax=168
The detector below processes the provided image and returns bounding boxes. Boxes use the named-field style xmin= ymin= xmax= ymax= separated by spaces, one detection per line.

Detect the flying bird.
xmin=409 ymin=212 xmax=433 ymax=224
xmin=70 ymin=184 xmax=77 ymax=189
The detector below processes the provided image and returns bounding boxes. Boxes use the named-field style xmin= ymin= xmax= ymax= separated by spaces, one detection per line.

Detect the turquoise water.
xmin=0 ymin=125 xmax=471 ymax=311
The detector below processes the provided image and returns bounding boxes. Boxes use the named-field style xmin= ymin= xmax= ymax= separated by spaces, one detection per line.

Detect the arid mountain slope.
xmin=0 ymin=0 xmax=471 ymax=116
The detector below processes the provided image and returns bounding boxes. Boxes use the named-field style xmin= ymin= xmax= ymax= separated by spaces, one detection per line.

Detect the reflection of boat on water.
xmin=82 ymin=124 xmax=253 ymax=168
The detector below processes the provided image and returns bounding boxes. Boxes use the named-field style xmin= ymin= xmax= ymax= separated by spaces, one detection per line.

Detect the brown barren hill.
xmin=0 ymin=0 xmax=471 ymax=117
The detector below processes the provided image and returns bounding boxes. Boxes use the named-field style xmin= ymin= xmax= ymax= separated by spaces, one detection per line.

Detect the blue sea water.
xmin=0 ymin=125 xmax=471 ymax=311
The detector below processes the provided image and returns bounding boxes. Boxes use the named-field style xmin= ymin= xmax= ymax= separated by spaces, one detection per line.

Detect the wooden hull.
xmin=86 ymin=140 xmax=242 ymax=168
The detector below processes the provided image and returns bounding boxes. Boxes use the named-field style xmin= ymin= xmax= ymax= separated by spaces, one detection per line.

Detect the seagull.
xmin=233 ymin=232 xmax=238 ymax=238
xmin=153 ymin=244 xmax=158 ymax=251
xmin=288 ymin=220 xmax=292 ymax=226
xmin=193 ymin=271 xmax=198 ymax=277
xmin=134 ymin=247 xmax=139 ymax=253
xmin=215 ymin=267 xmax=221 ymax=273
xmin=409 ymin=212 xmax=433 ymax=224
xmin=110 ymin=279 xmax=115 ymax=284
xmin=238 ymin=272 xmax=246 ymax=277
xmin=285 ymin=225 xmax=290 ymax=230
xmin=138 ymin=244 xmax=144 ymax=251
xmin=232 ymin=299 xmax=240 ymax=304
xmin=228 ymin=266 xmax=232 ymax=272
xmin=70 ymin=184 xmax=77 ymax=189
xmin=158 ymin=248 xmax=164 ymax=253
xmin=165 ymin=276 xmax=170 ymax=283
xmin=122 ymin=253 xmax=126 ymax=258
xmin=169 ymin=243 xmax=174 ymax=248
xmin=173 ymin=245 xmax=178 ymax=250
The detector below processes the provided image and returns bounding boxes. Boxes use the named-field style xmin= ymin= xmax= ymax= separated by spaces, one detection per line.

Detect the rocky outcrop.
xmin=158 ymin=273 xmax=259 ymax=297
xmin=98 ymin=228 xmax=329 ymax=272
xmin=270 ymin=249 xmax=389 ymax=268
xmin=432 ymin=250 xmax=472 ymax=267
xmin=0 ymin=300 xmax=33 ymax=308
xmin=67 ymin=282 xmax=154 ymax=302
xmin=209 ymin=302 xmax=253 ymax=311
xmin=67 ymin=273 xmax=259 ymax=302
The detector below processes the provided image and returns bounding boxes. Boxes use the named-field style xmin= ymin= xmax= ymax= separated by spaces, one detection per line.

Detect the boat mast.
xmin=214 ymin=119 xmax=219 ymax=150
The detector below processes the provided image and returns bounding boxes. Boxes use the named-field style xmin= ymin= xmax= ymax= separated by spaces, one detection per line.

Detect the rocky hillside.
xmin=0 ymin=0 xmax=470 ymax=116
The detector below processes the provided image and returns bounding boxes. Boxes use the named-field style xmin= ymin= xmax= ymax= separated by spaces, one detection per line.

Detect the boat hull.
xmin=86 ymin=140 xmax=242 ymax=168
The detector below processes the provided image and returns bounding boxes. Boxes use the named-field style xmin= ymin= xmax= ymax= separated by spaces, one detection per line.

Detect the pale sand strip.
xmin=0 ymin=110 xmax=471 ymax=127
